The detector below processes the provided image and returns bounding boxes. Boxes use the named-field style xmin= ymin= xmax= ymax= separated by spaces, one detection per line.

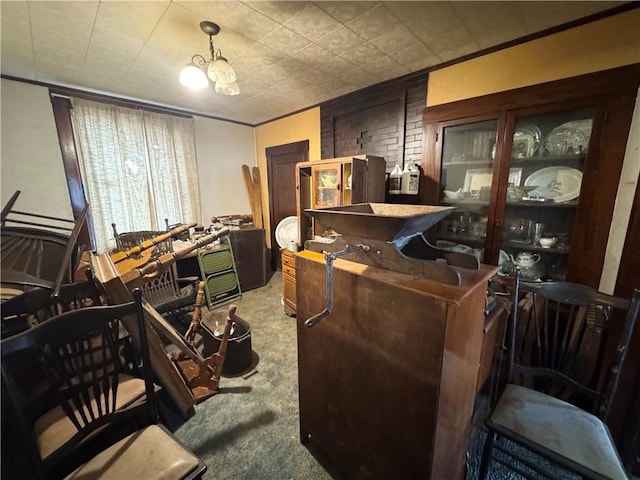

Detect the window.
xmin=70 ymin=98 xmax=201 ymax=252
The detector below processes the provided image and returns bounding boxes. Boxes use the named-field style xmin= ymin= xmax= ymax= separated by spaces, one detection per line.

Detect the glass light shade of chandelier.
xmin=179 ymin=20 xmax=238 ymax=95
xmin=214 ymin=80 xmax=240 ymax=96
xmin=179 ymin=60 xmax=209 ymax=90
xmin=208 ymin=55 xmax=236 ymax=84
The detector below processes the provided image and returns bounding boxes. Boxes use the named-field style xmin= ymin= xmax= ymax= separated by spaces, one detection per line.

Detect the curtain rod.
xmin=49 ymin=89 xmax=193 ymax=119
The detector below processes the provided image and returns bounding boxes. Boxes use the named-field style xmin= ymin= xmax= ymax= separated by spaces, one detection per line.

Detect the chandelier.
xmin=179 ymin=21 xmax=239 ymax=95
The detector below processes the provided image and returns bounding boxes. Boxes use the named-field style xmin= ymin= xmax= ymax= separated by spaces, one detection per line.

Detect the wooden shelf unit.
xmin=295 ymin=155 xmax=386 ymax=248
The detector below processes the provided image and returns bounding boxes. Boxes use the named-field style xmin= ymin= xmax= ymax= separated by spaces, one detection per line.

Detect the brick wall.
xmin=320 ymin=72 xmax=428 ymax=173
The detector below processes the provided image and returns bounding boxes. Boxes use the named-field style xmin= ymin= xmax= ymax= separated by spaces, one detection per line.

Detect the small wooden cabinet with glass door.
xmin=296 ymin=155 xmax=386 ymax=246
xmin=422 ymin=65 xmax=639 ymax=288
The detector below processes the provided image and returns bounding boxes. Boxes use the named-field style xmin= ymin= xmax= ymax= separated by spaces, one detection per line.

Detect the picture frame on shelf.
xmin=463 ymin=168 xmax=522 ymax=192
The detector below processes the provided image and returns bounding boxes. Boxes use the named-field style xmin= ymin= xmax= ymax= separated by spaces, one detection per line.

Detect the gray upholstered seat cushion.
xmin=65 ymin=424 xmax=200 ymax=480
xmin=489 ymin=383 xmax=628 ymax=480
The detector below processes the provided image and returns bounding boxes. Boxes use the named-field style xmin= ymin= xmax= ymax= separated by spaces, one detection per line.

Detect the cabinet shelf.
xmin=441 ymin=199 xmax=490 ymax=208
xmin=443 ymin=159 xmax=493 ymax=167
xmin=438 ymin=234 xmax=485 ymax=246
xmin=510 ymin=154 xmax=586 ymax=165
xmin=502 ymin=241 xmax=569 ymax=254
xmin=506 ymin=200 xmax=579 ymax=208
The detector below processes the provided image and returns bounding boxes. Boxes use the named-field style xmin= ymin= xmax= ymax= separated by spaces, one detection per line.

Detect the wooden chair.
xmin=1 ymin=275 xmax=104 ymax=338
xmin=1 ymin=290 xmax=206 ymax=480
xmin=111 ymin=225 xmax=199 ymax=320
xmin=1 ymin=190 xmax=88 ymax=300
xmin=478 ymin=271 xmax=640 ymax=480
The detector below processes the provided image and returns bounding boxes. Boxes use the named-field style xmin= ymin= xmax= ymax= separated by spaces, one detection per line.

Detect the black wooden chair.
xmin=1 ymin=190 xmax=88 ymax=300
xmin=1 ymin=290 xmax=206 ymax=480
xmin=478 ymin=271 xmax=640 ymax=480
xmin=1 ymin=275 xmax=104 ymax=338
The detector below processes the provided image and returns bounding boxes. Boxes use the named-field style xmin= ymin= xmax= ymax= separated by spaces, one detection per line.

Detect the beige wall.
xmin=425 ymin=9 xmax=640 ymax=293
xmin=1 ymin=78 xmax=258 ymax=240
xmin=193 ymin=116 xmax=255 ymax=226
xmin=427 ymin=9 xmax=640 ymax=106
xmin=254 ymin=108 xmax=321 ymax=247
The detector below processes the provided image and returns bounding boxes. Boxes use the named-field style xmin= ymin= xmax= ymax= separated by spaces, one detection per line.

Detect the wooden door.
xmin=266 ymin=140 xmax=308 ymax=266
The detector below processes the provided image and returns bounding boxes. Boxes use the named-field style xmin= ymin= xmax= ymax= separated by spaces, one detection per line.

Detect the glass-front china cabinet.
xmin=422 ymin=65 xmax=639 ymax=287
xmin=436 ymin=119 xmax=498 ymax=265
xmin=436 ymin=109 xmax=594 ymax=282
xmin=498 ymin=108 xmax=593 ymax=282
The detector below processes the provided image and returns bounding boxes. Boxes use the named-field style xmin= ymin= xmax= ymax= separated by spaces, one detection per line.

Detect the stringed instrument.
xmin=92 ymin=228 xmax=231 ymax=408
xmin=110 ymin=222 xmax=197 ymax=273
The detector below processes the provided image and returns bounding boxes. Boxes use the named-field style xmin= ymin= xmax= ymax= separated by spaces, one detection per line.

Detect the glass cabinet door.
xmin=312 ymin=164 xmax=341 ymax=209
xmin=498 ymin=107 xmax=594 ymax=282
xmin=437 ymin=119 xmax=499 ymax=263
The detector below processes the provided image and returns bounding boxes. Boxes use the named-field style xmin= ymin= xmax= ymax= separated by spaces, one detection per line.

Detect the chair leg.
xmin=478 ymin=430 xmax=496 ymax=479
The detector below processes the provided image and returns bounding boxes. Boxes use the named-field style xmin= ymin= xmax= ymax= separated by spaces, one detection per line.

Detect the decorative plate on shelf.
xmin=275 ymin=216 xmax=298 ymax=249
xmin=560 ymin=119 xmax=593 ymax=141
xmin=543 ymin=125 xmax=588 ymax=156
xmin=524 ymin=166 xmax=583 ymax=203
xmin=512 ymin=125 xmax=541 ymax=158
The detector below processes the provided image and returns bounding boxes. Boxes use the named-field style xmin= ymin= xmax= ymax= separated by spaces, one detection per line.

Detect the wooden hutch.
xmin=420 ymin=64 xmax=640 ymax=289
xmin=282 ymin=155 xmax=386 ymax=316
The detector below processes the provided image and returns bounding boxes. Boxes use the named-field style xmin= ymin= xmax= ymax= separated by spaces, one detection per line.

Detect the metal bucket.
xmin=202 ymin=315 xmax=253 ymax=375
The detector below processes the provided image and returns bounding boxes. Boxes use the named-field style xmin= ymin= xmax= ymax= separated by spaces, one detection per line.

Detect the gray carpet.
xmin=165 ymin=271 xmax=566 ymax=480
xmin=166 ymin=271 xmax=340 ymax=480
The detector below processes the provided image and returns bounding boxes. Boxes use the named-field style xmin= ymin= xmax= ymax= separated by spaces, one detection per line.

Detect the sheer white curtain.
xmin=71 ymin=99 xmax=201 ymax=252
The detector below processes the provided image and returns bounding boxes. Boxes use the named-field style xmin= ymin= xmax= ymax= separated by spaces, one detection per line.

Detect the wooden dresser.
xmin=296 ymin=250 xmax=497 ymax=479
xmin=281 ymin=248 xmax=296 ymax=316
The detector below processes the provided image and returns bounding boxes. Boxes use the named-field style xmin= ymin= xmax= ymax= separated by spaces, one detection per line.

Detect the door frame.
xmin=266 ymin=140 xmax=309 ymax=263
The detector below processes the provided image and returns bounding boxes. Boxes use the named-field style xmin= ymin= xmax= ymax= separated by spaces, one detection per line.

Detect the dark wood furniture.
xmin=295 ymin=155 xmax=386 ymax=247
xmin=1 ymin=290 xmax=207 ymax=480
xmin=468 ymin=298 xmax=510 ymax=454
xmin=228 ymin=227 xmax=269 ymax=292
xmin=1 ymin=190 xmax=88 ymax=298
xmin=1 ymin=277 xmax=103 ymax=338
xmin=281 ymin=248 xmax=296 ymax=316
xmin=112 ymin=227 xmax=198 ymax=319
xmin=480 ymin=274 xmax=640 ymax=479
xmin=296 ymin=250 xmax=497 ymax=479
xmin=421 ymin=64 xmax=640 ymax=288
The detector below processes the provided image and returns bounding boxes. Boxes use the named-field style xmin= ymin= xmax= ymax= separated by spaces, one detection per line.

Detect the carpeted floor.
xmin=165 ymin=271 xmax=341 ymax=480
xmin=163 ymin=271 xmax=575 ymax=480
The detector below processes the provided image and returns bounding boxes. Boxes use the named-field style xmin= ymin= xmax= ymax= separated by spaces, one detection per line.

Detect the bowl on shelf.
xmin=443 ymin=189 xmax=464 ymax=200
xmin=538 ymin=237 xmax=558 ymax=248
xmin=507 ymin=185 xmax=538 ymax=201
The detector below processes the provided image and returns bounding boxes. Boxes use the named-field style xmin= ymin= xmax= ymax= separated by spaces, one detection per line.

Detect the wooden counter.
xmin=296 ymin=250 xmax=497 ymax=479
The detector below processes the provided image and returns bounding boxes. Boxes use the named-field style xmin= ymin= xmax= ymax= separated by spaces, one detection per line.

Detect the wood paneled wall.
xmin=320 ymin=73 xmax=427 ymax=171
